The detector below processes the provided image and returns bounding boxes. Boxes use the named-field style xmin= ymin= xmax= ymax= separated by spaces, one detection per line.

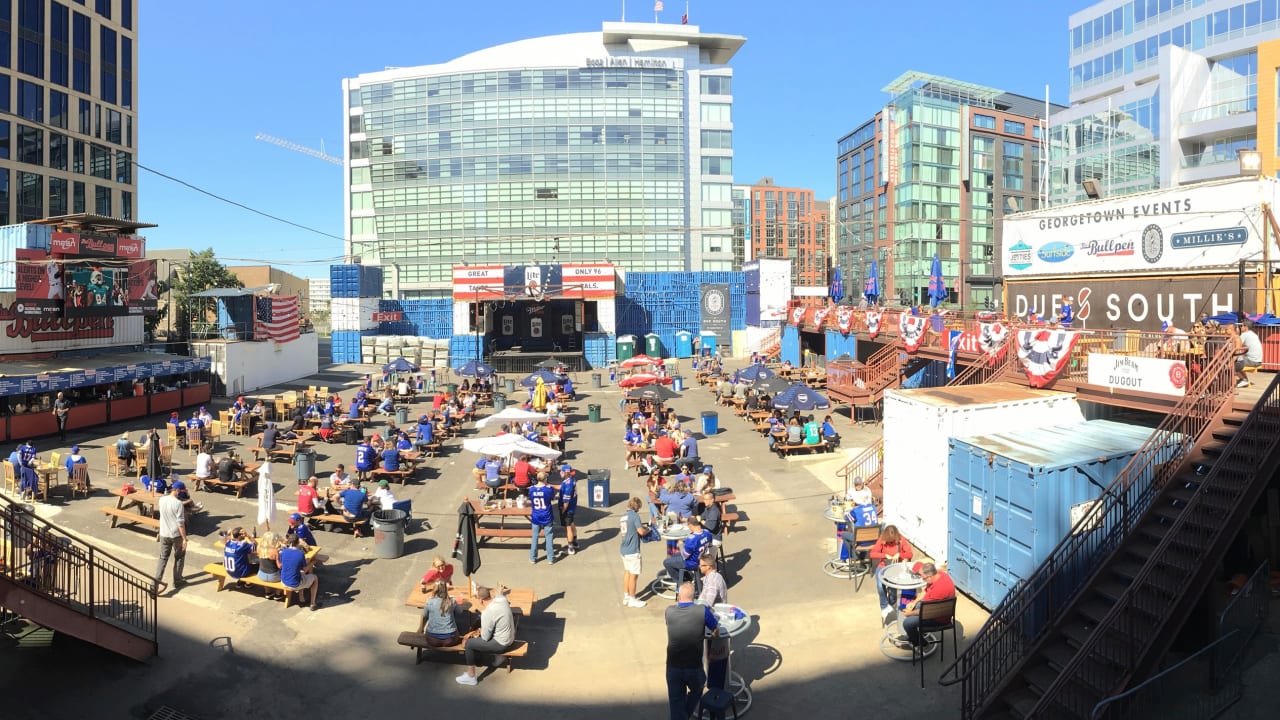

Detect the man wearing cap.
xmin=64 ymin=445 xmax=89 ymax=489
xmin=842 ymin=477 xmax=878 ymax=560
xmin=455 ymin=585 xmax=515 ymax=686
xmin=168 ymin=411 xmax=185 ymax=444
xmin=280 ymin=534 xmax=320 ymax=610
xmin=154 ymin=482 xmax=187 ymax=594
xmin=339 ymin=479 xmax=371 ymax=537
xmin=115 ymin=432 xmax=136 ymax=470
xmin=198 ymin=406 xmax=213 ymax=428
xmin=414 ymin=414 xmax=435 ymax=451
xmin=372 ymin=478 xmax=398 ymax=511
xmin=286 ymin=512 xmax=318 ymax=547
xmin=1060 ymin=297 xmax=1074 ymax=328
xmin=528 ymin=473 xmax=558 ymax=564
xmin=558 ymin=465 xmax=579 ymax=556
xmin=216 ymin=450 xmax=244 ymax=487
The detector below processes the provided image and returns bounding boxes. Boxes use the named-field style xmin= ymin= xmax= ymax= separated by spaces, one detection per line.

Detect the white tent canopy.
xmin=462 ymin=434 xmax=562 ymax=461
xmin=475 ymin=408 xmax=550 ymax=430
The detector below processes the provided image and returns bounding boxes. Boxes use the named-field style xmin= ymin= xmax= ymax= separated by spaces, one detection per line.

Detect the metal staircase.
xmin=0 ymin=497 xmax=158 ymax=660
xmin=939 ymin=341 xmax=1251 ymax=718
xmin=945 ymin=346 xmax=1016 ymax=387
xmin=836 ymin=438 xmax=884 ymax=498
xmin=759 ymin=326 xmax=782 ymax=361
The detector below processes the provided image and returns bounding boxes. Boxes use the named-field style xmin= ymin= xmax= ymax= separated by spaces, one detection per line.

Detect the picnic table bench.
xmin=396 ymin=631 xmax=529 ymax=671
xmin=373 ymin=467 xmax=415 ymax=487
xmin=203 ymin=563 xmax=305 ymax=607
xmin=774 ymin=441 xmax=831 ymax=458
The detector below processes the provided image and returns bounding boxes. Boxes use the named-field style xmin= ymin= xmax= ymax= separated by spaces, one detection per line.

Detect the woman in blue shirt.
xmin=416 ymin=580 xmax=462 ymax=647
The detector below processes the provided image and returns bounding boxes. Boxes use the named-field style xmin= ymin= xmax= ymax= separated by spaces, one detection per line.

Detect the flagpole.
xmin=622 ymin=0 xmax=626 ymax=21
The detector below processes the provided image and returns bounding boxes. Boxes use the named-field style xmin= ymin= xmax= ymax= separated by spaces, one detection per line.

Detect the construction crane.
xmin=254 ymin=132 xmax=343 ymax=166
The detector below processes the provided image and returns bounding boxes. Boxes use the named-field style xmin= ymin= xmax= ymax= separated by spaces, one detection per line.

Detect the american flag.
xmin=255 ymin=295 xmax=301 ymax=343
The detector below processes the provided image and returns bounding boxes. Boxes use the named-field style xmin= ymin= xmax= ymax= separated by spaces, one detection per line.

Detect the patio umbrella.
xmin=734 ymin=365 xmax=776 ymax=384
xmin=755 ymin=375 xmax=792 ymax=395
xmin=772 ymin=382 xmax=831 ymax=412
xmin=145 ymin=428 xmax=162 ymax=479
xmin=618 ymin=372 xmax=673 ymax=388
xmin=535 ymin=356 xmax=566 ymax=369
xmin=453 ymin=500 xmax=482 ymax=579
xmin=626 ymin=384 xmax=680 ymax=402
xmin=829 ymin=266 xmax=844 ymax=305
xmin=382 ymin=357 xmax=419 ymax=374
xmin=475 ymin=407 xmax=550 ymax=430
xmin=620 ymin=354 xmax=657 ymax=369
xmin=928 ymin=253 xmax=948 ymax=308
xmin=864 ymin=260 xmax=880 ymax=304
xmin=520 ymin=368 xmax=561 ymax=388
xmin=454 ymin=359 xmax=495 ymax=378
xmin=462 ymin=433 xmax=562 ymax=461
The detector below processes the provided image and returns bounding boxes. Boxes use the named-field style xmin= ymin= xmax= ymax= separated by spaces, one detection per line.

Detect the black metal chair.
xmin=911 ymin=596 xmax=959 ymax=688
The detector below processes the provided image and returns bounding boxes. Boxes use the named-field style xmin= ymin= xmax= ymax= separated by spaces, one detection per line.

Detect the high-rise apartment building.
xmin=0 ymin=0 xmax=137 ymax=224
xmin=342 ymin=22 xmax=745 ymax=297
xmin=744 ymin=179 xmax=827 ymax=288
xmin=731 ymin=184 xmax=751 ymax=270
xmin=835 ymin=72 xmax=1062 ymax=309
xmin=1050 ymin=0 xmax=1280 ymax=204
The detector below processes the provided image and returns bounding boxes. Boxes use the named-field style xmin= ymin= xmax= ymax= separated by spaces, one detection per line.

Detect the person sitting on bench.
xmin=821 ymin=415 xmax=840 ymax=448
xmin=280 ymin=535 xmax=321 ymax=610
xmin=317 ymin=413 xmax=335 ymax=443
xmin=115 ymin=433 xmax=136 ymax=470
xmin=339 ymin=480 xmax=371 ymax=538
xmin=286 ymin=512 xmax=318 ymax=548
xmin=417 ymin=580 xmax=464 ymax=648
xmin=354 ymin=439 xmax=376 ymax=481
xmin=221 ymin=527 xmax=257 ymax=582
xmin=381 ymin=444 xmax=402 ymax=473
xmin=455 ymin=585 xmax=515 ymax=686
xmin=261 ymin=422 xmax=279 ymax=451
xmin=216 ymin=451 xmax=244 ymax=486
xmin=659 ymin=480 xmax=697 ymax=521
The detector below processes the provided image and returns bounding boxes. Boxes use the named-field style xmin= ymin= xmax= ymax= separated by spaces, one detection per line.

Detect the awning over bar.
xmin=0 ymin=352 xmax=211 ymax=396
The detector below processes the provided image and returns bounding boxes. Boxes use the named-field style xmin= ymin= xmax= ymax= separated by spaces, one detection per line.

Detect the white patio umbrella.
xmin=462 ymin=433 xmax=562 ymax=461
xmin=475 ymin=408 xmax=551 ymax=430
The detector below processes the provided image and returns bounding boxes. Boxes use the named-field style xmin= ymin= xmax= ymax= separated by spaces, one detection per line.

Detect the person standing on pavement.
xmin=665 ymin=582 xmax=719 ymax=720
xmin=154 ymin=484 xmax=187 ymax=594
xmin=620 ymin=496 xmax=650 ymax=608
xmin=527 ymin=473 xmax=558 ymax=565
xmin=52 ymin=392 xmax=70 ymax=441
xmin=558 ymin=464 xmax=579 ymax=556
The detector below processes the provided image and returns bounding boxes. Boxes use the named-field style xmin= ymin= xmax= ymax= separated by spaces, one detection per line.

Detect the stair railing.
xmin=945 ymin=344 xmax=1016 ymax=387
xmin=0 ymin=496 xmax=158 ymax=646
xmin=938 ymin=341 xmax=1237 ymax=718
xmin=1030 ymin=370 xmax=1279 ymax=718
xmin=835 ymin=438 xmax=883 ymax=495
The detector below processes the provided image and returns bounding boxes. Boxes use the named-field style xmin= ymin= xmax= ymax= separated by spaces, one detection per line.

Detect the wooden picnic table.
xmin=468 ymin=497 xmax=534 ymax=543
xmin=101 ymin=487 xmax=162 ymax=534
xmin=213 ymin=538 xmax=325 ymax=572
xmin=33 ymin=465 xmax=64 ymax=502
xmin=404 ymin=585 xmax=536 ymax=616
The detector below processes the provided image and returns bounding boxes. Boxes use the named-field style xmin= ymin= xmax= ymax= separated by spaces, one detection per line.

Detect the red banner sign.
xmin=899 ymin=314 xmax=928 ymax=353
xmin=116 ymin=235 xmax=146 ymax=259
xmin=14 ymin=248 xmax=62 ymax=316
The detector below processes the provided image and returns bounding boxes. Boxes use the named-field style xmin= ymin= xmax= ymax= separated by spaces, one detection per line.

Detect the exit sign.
xmin=372 ymin=311 xmax=403 ymax=322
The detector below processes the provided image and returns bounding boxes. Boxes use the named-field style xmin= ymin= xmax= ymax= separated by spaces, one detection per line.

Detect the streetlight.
xmin=1238 ymin=149 xmax=1263 ymax=176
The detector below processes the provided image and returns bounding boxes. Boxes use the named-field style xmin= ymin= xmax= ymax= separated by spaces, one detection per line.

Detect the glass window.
xmin=72 ymin=11 xmax=89 ymax=93
xmin=700 ymin=103 xmax=731 ymax=123
xmin=89 ymin=142 xmax=109 ymax=178
xmin=50 ymin=1 xmax=68 ymax=87
xmin=120 ymin=36 xmax=131 ymax=108
xmin=99 ymin=26 xmax=116 ymax=104
xmin=351 ymin=166 xmax=370 ymax=185
xmin=0 ymin=1 xmax=10 ymax=70
xmin=94 ymin=184 xmax=109 ymax=215
xmin=48 ymin=176 xmax=66 ymax=215
xmin=94 ymin=0 xmax=109 ymax=19
xmin=72 ymin=138 xmax=83 ymax=172
xmin=0 ymin=73 xmax=7 ymax=112
xmin=701 ymin=129 xmax=732 ymax=149
xmin=106 ymin=109 xmax=120 ymax=143
xmin=16 ymin=79 xmax=39 ymax=120
xmin=17 ymin=0 xmax=43 ymax=79
xmin=0 ymin=120 xmax=8 ymax=159
xmin=17 ymin=124 xmax=40 ymax=165
xmin=72 ymin=179 xmax=83 ymax=213
xmin=700 ymin=156 xmax=732 ymax=175
xmin=17 ymin=170 xmax=40 ymax=221
xmin=120 ymin=189 xmax=132 ymax=220
xmin=700 ymin=75 xmax=731 ymax=95
xmin=47 ymin=89 xmax=67 ymax=129
xmin=115 ymin=149 xmax=129 ymax=183
xmin=0 ymin=169 xmax=8 ymax=225
xmin=973 ymin=114 xmax=996 ymax=129
xmin=48 ymin=132 xmax=66 ymax=169
xmin=78 ymin=97 xmax=89 ymax=133
xmin=1004 ymin=119 xmax=1026 ymax=135
xmin=701 ymin=183 xmax=731 ymax=202
xmin=121 ymin=0 xmax=132 ymax=29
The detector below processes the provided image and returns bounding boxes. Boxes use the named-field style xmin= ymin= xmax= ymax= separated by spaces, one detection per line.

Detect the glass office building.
xmin=343 ymin=22 xmax=745 ymax=297
xmin=0 ymin=0 xmax=137 ymax=224
xmin=836 ymin=73 xmax=1060 ymax=309
xmin=1050 ymin=0 xmax=1280 ymax=204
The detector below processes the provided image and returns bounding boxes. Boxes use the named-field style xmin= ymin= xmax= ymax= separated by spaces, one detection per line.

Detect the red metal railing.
xmin=0 ymin=496 xmax=158 ymax=651
xmin=1028 ymin=369 xmax=1280 ymax=718
xmin=938 ymin=339 xmax=1238 ymax=718
xmin=835 ymin=437 xmax=883 ymax=496
xmin=945 ymin=345 xmax=1017 ymax=387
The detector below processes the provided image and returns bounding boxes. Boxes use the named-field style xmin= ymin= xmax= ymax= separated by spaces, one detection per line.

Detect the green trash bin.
xmin=444 ymin=382 xmax=458 ymax=395
xmin=588 ymin=403 xmax=602 ymax=422
xmin=504 ymin=378 xmax=515 ymax=393
xmin=644 ymin=333 xmax=661 ymax=358
xmin=493 ymin=393 xmax=507 ymax=411
xmin=616 ymin=335 xmax=636 ymax=361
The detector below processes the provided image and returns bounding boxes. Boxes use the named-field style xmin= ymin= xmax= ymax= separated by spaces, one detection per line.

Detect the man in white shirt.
xmin=372 ymin=478 xmax=397 ymax=510
xmin=194 ymin=449 xmax=214 ymax=488
xmin=154 ymin=484 xmax=187 ymax=594
xmin=396 ymin=378 xmax=411 ymax=397
xmin=198 ymin=406 xmax=214 ymax=428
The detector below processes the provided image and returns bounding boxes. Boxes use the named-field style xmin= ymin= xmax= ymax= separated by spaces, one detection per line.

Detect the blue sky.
xmin=139 ymin=0 xmax=1083 ymax=278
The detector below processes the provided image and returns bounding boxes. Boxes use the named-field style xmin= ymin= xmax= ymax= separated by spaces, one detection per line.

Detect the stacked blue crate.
xmin=449 ymin=335 xmax=481 ymax=368
xmin=331 ymin=329 xmax=372 ymax=364
xmin=330 ymin=264 xmax=361 ymax=299
xmin=378 ymin=298 xmax=453 ymax=338
xmin=359 ymin=266 xmax=385 ymax=297
xmin=583 ymin=333 xmax=615 ymax=369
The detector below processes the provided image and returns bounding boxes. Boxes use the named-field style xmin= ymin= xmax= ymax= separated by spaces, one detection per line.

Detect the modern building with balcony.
xmin=1049 ymin=0 xmax=1280 ymax=204
xmin=835 ymin=72 xmax=1061 ymax=310
xmin=342 ymin=22 xmax=745 ymax=298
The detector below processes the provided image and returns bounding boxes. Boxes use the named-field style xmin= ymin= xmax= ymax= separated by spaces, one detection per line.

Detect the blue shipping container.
xmin=825 ymin=330 xmax=856 ymax=362
xmin=780 ymin=325 xmax=800 ymax=366
xmin=947 ymin=420 xmax=1156 ymax=612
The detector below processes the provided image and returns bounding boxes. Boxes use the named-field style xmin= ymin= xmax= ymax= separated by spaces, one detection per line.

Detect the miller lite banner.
xmin=1003 ymin=177 xmax=1279 ymax=277
xmin=452 ymin=263 xmax=615 ymax=300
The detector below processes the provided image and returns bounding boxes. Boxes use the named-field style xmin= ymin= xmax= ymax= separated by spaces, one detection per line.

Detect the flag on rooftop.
xmin=255 ymin=294 xmax=301 ymax=343
xmin=654 ymin=1 xmax=664 ymax=11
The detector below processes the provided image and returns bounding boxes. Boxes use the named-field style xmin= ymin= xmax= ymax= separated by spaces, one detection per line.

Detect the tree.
xmin=171 ymin=248 xmax=244 ymax=341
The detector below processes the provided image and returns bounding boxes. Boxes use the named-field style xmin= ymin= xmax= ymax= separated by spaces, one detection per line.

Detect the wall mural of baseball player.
xmin=13 ymin=248 xmax=63 ymax=316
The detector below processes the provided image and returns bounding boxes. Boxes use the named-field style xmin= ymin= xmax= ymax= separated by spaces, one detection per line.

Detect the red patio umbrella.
xmin=617 ymin=372 xmax=673 ymax=388
xmin=620 ymin=354 xmax=658 ymax=369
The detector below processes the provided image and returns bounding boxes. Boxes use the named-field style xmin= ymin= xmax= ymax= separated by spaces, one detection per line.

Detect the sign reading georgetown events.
xmin=1003 ymin=177 xmax=1276 ymax=277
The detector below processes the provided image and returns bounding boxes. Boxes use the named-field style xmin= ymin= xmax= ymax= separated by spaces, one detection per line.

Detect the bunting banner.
xmin=789 ymin=306 xmax=806 ymax=326
xmin=978 ymin=320 xmax=1010 ymax=358
xmin=866 ymin=309 xmax=882 ymax=339
xmin=812 ymin=307 xmax=832 ymax=330
xmin=836 ymin=306 xmax=855 ymax=335
xmin=899 ymin=314 xmax=929 ymax=353
xmin=1016 ymin=329 xmax=1080 ymax=388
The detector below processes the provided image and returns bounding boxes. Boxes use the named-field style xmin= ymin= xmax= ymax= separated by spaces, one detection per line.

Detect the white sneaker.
xmin=455 ymin=673 xmax=477 ymax=686
xmin=881 ymin=606 xmax=893 ymax=623
xmin=623 ymin=594 xmax=633 ymax=606
xmin=627 ymin=597 xmax=648 ymax=608
xmin=567 ymin=545 xmax=576 ymax=556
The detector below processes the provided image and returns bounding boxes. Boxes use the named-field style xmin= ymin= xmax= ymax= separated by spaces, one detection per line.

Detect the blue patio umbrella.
xmin=829 ymin=267 xmax=844 ymax=305
xmin=383 ymin=357 xmax=419 ymax=374
xmin=733 ymin=365 xmax=776 ymax=384
xmin=864 ymin=260 xmax=880 ymax=304
xmin=928 ymin=253 xmax=948 ymax=307
xmin=519 ymin=368 xmax=561 ymax=388
xmin=771 ymin=382 xmax=831 ymax=413
xmin=454 ymin=359 xmax=495 ymax=378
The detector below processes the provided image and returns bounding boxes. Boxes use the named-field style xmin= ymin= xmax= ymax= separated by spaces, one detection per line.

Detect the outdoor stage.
xmin=488 ymin=348 xmax=587 ymax=374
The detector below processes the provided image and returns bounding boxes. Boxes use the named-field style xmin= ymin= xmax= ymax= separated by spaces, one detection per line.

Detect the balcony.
xmin=1177 ymin=97 xmax=1256 ymax=142
xmin=1179 ymin=97 xmax=1256 ymax=125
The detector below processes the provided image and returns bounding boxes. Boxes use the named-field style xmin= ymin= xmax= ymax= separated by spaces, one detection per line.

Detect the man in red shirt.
xmin=654 ymin=430 xmax=677 ymax=463
xmin=901 ymin=562 xmax=956 ymax=646
xmin=512 ymin=455 xmax=532 ymax=491
xmin=296 ymin=476 xmax=323 ymax=517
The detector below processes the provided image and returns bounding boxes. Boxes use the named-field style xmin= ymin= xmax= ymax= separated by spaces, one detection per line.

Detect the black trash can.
xmin=587 ymin=469 xmax=611 ymax=508
xmin=294 ymin=448 xmax=316 ymax=480
xmin=344 ymin=423 xmax=364 ymax=445
xmin=371 ymin=509 xmax=408 ymax=559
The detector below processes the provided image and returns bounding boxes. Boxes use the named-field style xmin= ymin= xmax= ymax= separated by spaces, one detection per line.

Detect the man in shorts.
xmin=279 ymin=535 xmax=320 ymax=609
xmin=619 ymin=496 xmax=650 ymax=608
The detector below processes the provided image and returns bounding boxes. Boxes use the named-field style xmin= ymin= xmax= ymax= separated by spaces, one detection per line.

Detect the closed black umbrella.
xmin=146 ymin=428 xmax=162 ymax=479
xmin=453 ymin=499 xmax=482 ymax=578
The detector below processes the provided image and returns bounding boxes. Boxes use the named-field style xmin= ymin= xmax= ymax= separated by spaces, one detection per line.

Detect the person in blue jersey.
xmin=347 ymin=398 xmax=362 ymax=421
xmin=279 ymin=535 xmax=320 ymax=609
xmin=339 ymin=480 xmax=370 ymax=537
xmin=663 ymin=516 xmax=711 ymax=592
xmin=18 ymin=440 xmax=38 ymax=470
xmin=527 ymin=473 xmax=558 ymax=565
xmin=286 ymin=512 xmax=317 ymax=548
xmin=415 ymin=415 xmax=435 ymax=450
xmin=221 ymin=527 xmax=257 ymax=581
xmin=558 ymin=465 xmax=579 ymax=556
xmin=1060 ymin=296 xmax=1074 ymax=328
xmin=820 ymin=414 xmax=840 ymax=448
xmin=381 ymin=443 xmax=401 ymax=473
xmin=64 ymin=445 xmax=89 ymax=488
xmin=354 ymin=439 xmax=376 ymax=481
xmin=396 ymin=432 xmax=413 ymax=452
